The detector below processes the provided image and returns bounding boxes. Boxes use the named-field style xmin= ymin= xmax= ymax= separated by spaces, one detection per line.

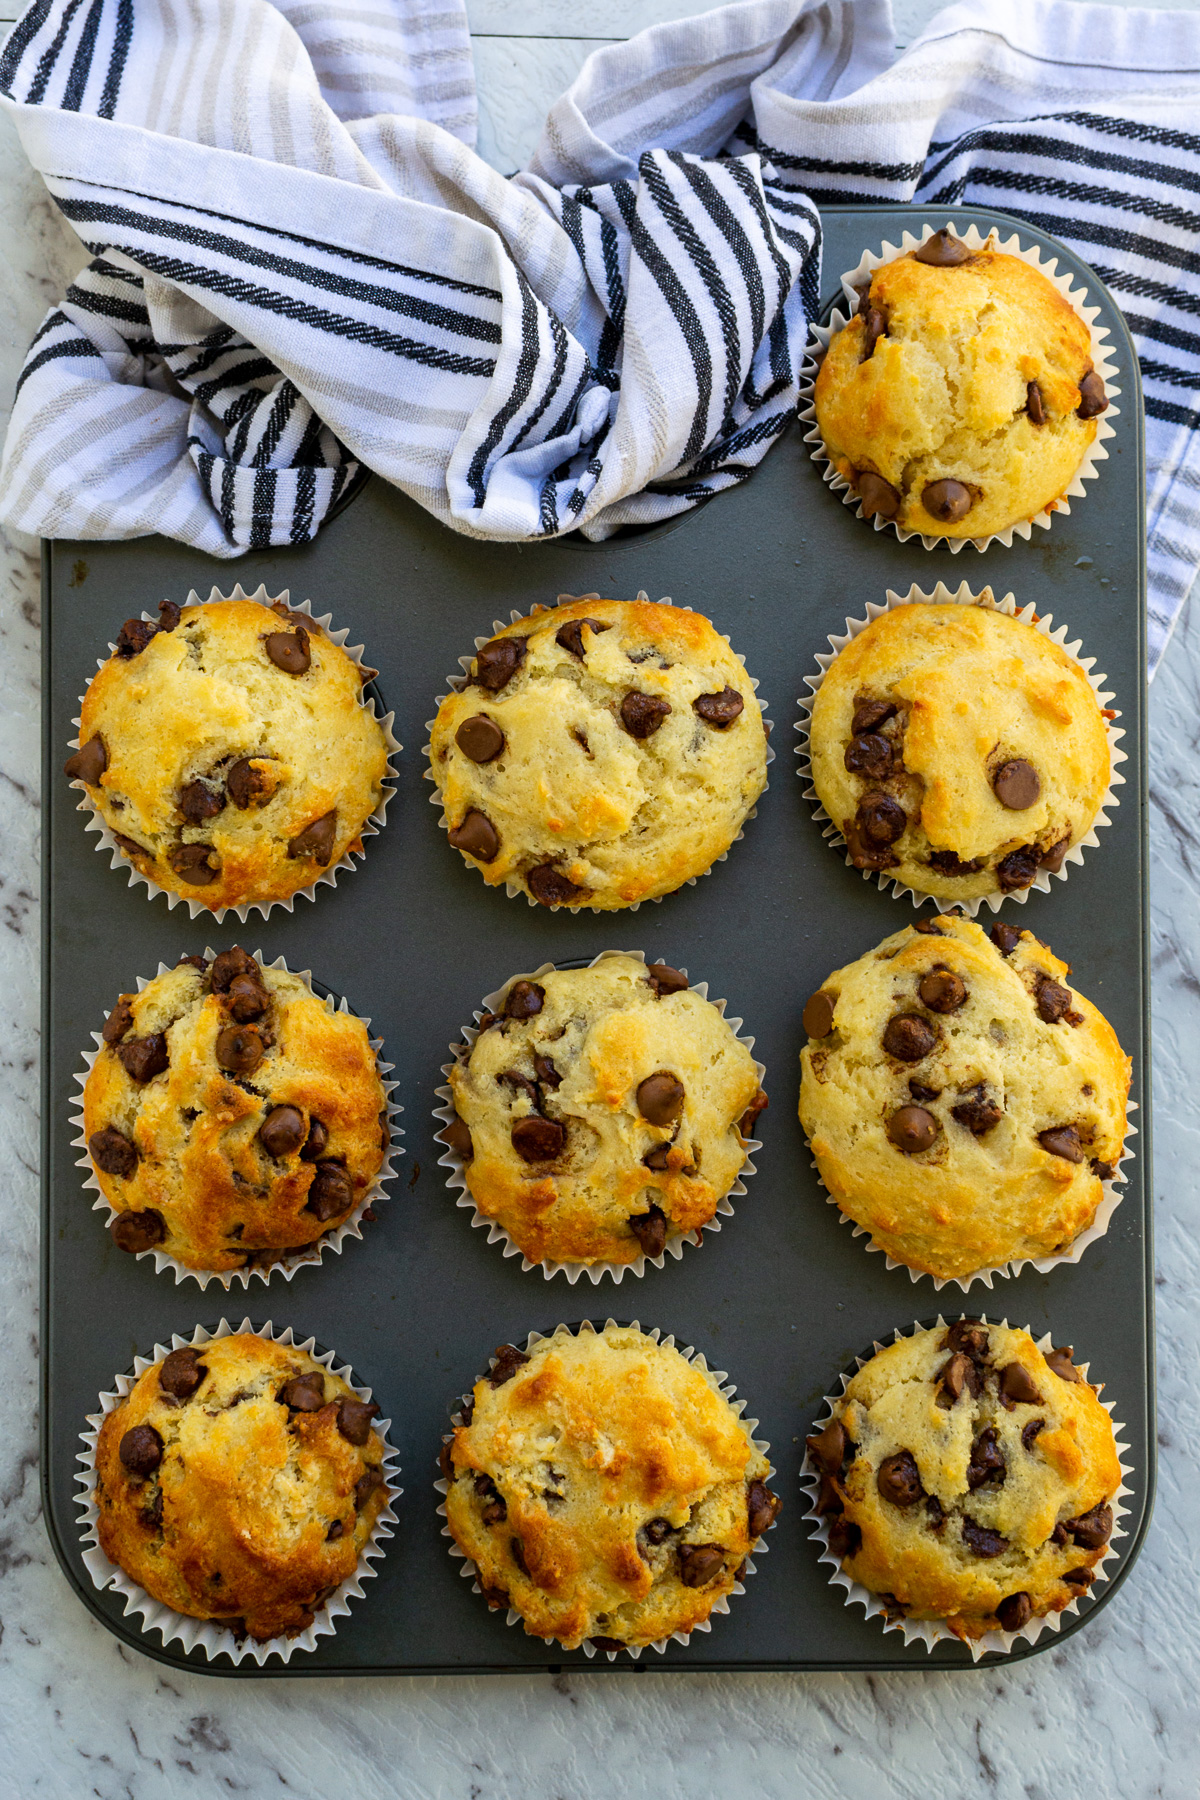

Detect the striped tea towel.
xmin=2 ymin=0 xmax=1200 ymax=672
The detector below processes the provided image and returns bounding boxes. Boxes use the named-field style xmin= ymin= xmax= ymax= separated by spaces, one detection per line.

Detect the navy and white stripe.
xmin=2 ymin=0 xmax=1200 ymax=669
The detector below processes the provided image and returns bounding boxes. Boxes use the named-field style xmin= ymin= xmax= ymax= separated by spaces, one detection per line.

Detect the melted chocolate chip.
xmin=555 ymin=617 xmax=609 ymax=660
xmin=693 ymin=686 xmax=744 ymax=727
xmin=511 ymin=1115 xmax=566 ymax=1161
xmin=1026 ymin=381 xmax=1045 ymax=425
xmin=226 ymin=757 xmax=271 ymax=809
xmin=226 ymin=971 xmax=269 ymax=1021
xmin=993 ymin=759 xmax=1041 ymax=810
xmin=287 ymin=810 xmax=338 ymax=865
xmin=119 ymin=1424 xmax=164 ymax=1479
xmin=505 ymin=980 xmax=544 ymax=1019
xmin=925 ymin=1494 xmax=946 ymax=1533
xmin=101 ymin=997 xmax=134 ymax=1045
xmin=1038 ymin=1125 xmax=1085 ymax=1163
xmin=997 ymin=1591 xmax=1033 ymax=1632
xmin=928 ymin=850 xmax=982 ymax=876
xmin=1000 ymin=1363 xmax=1042 ymax=1405
xmin=265 ymin=628 xmax=310 ymax=673
xmin=160 ymin=1347 xmax=207 ymax=1400
xmin=336 ymin=1396 xmax=380 ymax=1446
xmin=646 ymin=963 xmax=689 ymax=996
xmin=888 ymin=1105 xmax=939 ymax=1154
xmin=739 ymin=1088 xmax=769 ymax=1137
xmin=962 ymin=1518 xmax=1008 ymax=1558
xmin=1045 ymin=1346 xmax=1083 ymax=1383
xmin=857 ymin=471 xmax=901 ymax=519
xmin=168 ymin=844 xmax=219 ymax=885
xmin=1063 ymin=1567 xmax=1093 ymax=1590
xmin=1078 ymin=370 xmax=1108 ymax=419
xmin=642 ymin=1143 xmax=672 ymax=1171
xmin=967 ymin=1426 xmax=1006 ymax=1491
xmin=877 ymin=1451 xmax=924 ymax=1506
xmin=918 ymin=968 xmax=966 ymax=1013
xmin=89 ymin=1126 xmax=138 ymax=1178
xmin=116 ymin=1034 xmax=169 ymax=1084
xmin=111 ymin=1209 xmax=165 ymax=1252
xmin=852 ymin=792 xmax=906 ymax=852
xmin=747 ymin=1480 xmax=781 ymax=1538
xmin=991 ymin=922 xmax=1023 ymax=956
xmin=1063 ymin=1503 xmax=1112 ymax=1550
xmin=883 ymin=1014 xmax=937 ymax=1062
xmin=914 ymin=919 xmax=944 ymax=935
xmin=259 ymin=1105 xmax=307 ymax=1158
xmin=851 ymin=698 xmax=897 ymax=736
xmin=909 ymin=1081 xmax=941 ymax=1102
xmin=806 ymin=1418 xmax=850 ymax=1476
xmin=678 ymin=1544 xmax=725 ymax=1588
xmin=914 ymin=229 xmax=972 ymax=266
xmin=642 ymin=1517 xmax=674 ymax=1548
xmin=533 ymin=1055 xmax=562 ymax=1089
xmin=862 ymin=305 xmax=888 ymax=358
xmin=620 ymin=691 xmax=672 ymax=738
xmin=1036 ymin=977 xmax=1073 ymax=1024
xmin=951 ymin=1089 xmax=1003 ymax=1136
xmin=489 ymin=1344 xmax=531 ymax=1387
xmin=527 ymin=864 xmax=586 ymax=907
xmin=300 ymin=1117 xmax=329 ymax=1162
xmin=803 ymin=991 xmax=837 ymax=1039
xmin=455 ymin=715 xmax=505 ymax=763
xmin=922 ymin=479 xmax=973 ymax=523
xmin=355 ymin=1466 xmax=384 ymax=1510
xmin=996 ymin=845 xmax=1041 ymax=891
xmin=115 ymin=617 xmax=159 ymax=658
xmin=305 ymin=1160 xmax=353 ymax=1221
xmin=1041 ymin=836 xmax=1071 ymax=874
xmin=939 ymin=1352 xmax=983 ymax=1405
xmin=630 ymin=1203 xmax=668 ymax=1257
xmin=216 ymin=1026 xmax=264 ymax=1076
xmin=589 ymin=1635 xmax=625 ymax=1653
xmin=280 ymin=1372 xmax=326 ymax=1411
xmin=439 ymin=1114 xmax=473 ymax=1161
xmin=844 ymin=732 xmax=894 ymax=778
xmin=637 ymin=1071 xmax=685 ymax=1125
xmin=827 ymin=1516 xmax=861 ymax=1559
xmin=1022 ymin=1418 xmax=1045 ymax=1452
xmin=64 ymin=734 xmax=107 ymax=785
xmin=474 ymin=636 xmax=528 ymax=691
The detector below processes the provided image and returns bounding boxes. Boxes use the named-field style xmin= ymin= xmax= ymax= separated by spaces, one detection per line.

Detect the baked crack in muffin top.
xmin=64 ymin=597 xmax=391 ymax=911
xmin=94 ymin=1332 xmax=389 ymax=1642
xmin=807 ymin=1320 xmax=1122 ymax=1642
xmin=798 ymin=916 xmax=1129 ymax=1282
xmin=83 ymin=950 xmax=388 ymax=1272
xmin=441 ymin=954 xmax=766 ymax=1267
xmin=807 ymin=601 xmax=1112 ymax=900
xmin=813 ymin=231 xmax=1109 ymax=540
xmin=441 ymin=1324 xmax=780 ymax=1651
xmin=428 ymin=596 xmax=768 ymax=910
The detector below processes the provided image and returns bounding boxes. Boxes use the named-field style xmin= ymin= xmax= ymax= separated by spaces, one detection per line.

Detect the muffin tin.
xmin=40 ymin=206 xmax=1153 ymax=1673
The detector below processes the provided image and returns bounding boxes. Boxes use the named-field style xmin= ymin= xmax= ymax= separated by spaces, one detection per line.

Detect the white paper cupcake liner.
xmin=423 ymin=592 xmax=773 ymax=913
xmin=66 ymin=584 xmax=401 ymax=922
xmin=76 ymin=1316 xmax=402 ymax=1666
xmin=433 ymin=949 xmax=765 ymax=1283
xmin=801 ymin=1314 xmax=1133 ymax=1661
xmin=798 ymin=221 xmax=1121 ymax=551
xmin=72 ymin=950 xmax=403 ymax=1289
xmin=795 ymin=580 xmax=1126 ymax=914
xmin=434 ymin=1317 xmax=776 ymax=1659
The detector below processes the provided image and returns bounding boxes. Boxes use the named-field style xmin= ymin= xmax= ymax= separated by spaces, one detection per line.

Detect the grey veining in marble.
xmin=1 ymin=9 xmax=1199 ymax=1791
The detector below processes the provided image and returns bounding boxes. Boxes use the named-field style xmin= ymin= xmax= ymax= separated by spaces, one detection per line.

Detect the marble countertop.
xmin=1 ymin=2 xmax=1197 ymax=1794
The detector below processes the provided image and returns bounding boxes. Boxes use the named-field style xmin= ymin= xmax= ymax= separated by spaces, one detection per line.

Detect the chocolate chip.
xmin=479 ymin=1582 xmax=509 ymax=1610
xmin=226 ymin=757 xmax=270 ymax=809
xmin=355 ymin=1467 xmax=384 ymax=1510
xmin=89 ymin=1126 xmax=138 ymax=1178
xmin=527 ymin=864 xmax=586 ymax=907
xmin=533 ymin=1055 xmax=562 ymax=1089
xmin=944 ymin=1319 xmax=990 ymax=1359
xmin=64 ymin=734 xmax=107 ymax=785
xmin=806 ymin=1419 xmax=850 ymax=1476
xmin=1078 ymin=370 xmax=1108 ymax=418
xmin=1036 ymin=978 xmax=1072 ymax=1024
xmin=993 ymin=759 xmax=1041 ymax=810
xmin=489 ymin=1343 xmax=531 ymax=1387
xmin=855 ymin=792 xmax=906 ymax=846
xmin=914 ymin=229 xmax=972 ymax=266
xmin=142 ymin=1487 xmax=164 ymax=1530
xmin=827 ymin=1517 xmax=861 ymax=1559
xmin=939 ymin=1352 xmax=983 ymax=1404
xmin=589 ymin=1635 xmax=625 ymax=1653
xmin=510 ymin=1537 xmax=528 ymax=1576
xmin=642 ymin=1517 xmax=674 ymax=1547
xmin=951 ymin=1089 xmax=1003 ymax=1136
xmin=101 ymin=997 xmax=134 ymax=1045
xmin=158 ymin=600 xmax=181 ymax=632
xmin=991 ymin=922 xmax=1023 ymax=956
xmin=1000 ymin=1364 xmax=1042 ymax=1405
xmin=928 ymin=850 xmax=982 ymax=876
xmin=160 ymin=1347 xmax=207 ymax=1400
xmin=281 ymin=1372 xmax=326 ymax=1411
xmin=997 ymin=1591 xmax=1033 ymax=1632
xmin=555 ymin=617 xmax=609 ymax=660
xmin=877 ymin=1451 xmax=924 ymax=1506
xmin=739 ymin=1088 xmax=769 ymax=1137
xmin=1022 ymin=1418 xmax=1045 ymax=1452
xmin=1064 ymin=1503 xmax=1112 ymax=1550
xmin=326 ymin=1519 xmax=346 ymax=1541
xmin=962 ymin=1518 xmax=1008 ymax=1558
xmin=226 ymin=971 xmax=269 ymax=1021
xmin=116 ymin=1033 xmax=168 ymax=1084
xmin=637 ymin=1071 xmax=685 ymax=1125
xmin=642 ymin=1144 xmax=672 ymax=1171
xmin=265 ymin=628 xmax=310 ymax=673
xmin=1039 ymin=1125 xmax=1084 ymax=1163
xmin=925 ymin=1494 xmax=946 ymax=1532
xmin=1045 ymin=1346 xmax=1083 ymax=1383
xmin=115 ymin=617 xmax=158 ymax=658
xmin=1091 ymin=1157 xmax=1115 ymax=1180
xmin=306 ymin=1159 xmax=353 ymax=1221
xmin=630 ymin=1203 xmax=667 ymax=1257
xmin=300 ymin=1116 xmax=329 ymax=1162
xmin=693 ymin=686 xmax=744 ymax=727
xmin=862 ymin=305 xmax=888 ymax=358
xmin=996 ymin=845 xmax=1041 ymax=890
xmin=803 ymin=991 xmax=837 ymax=1039
xmin=505 ymin=980 xmax=544 ymax=1020
xmin=888 ymin=1105 xmax=939 ymax=1154
xmin=851 ymin=698 xmax=897 ymax=736
xmin=1041 ymin=836 xmax=1071 ymax=874
xmin=919 ymin=969 xmax=966 ymax=1012
xmin=857 ymin=471 xmax=901 ymax=519
xmin=439 ymin=1114 xmax=473 ymax=1161
xmin=209 ymin=947 xmax=252 ymax=990
xmin=259 ymin=1105 xmax=307 ymax=1158
xmin=647 ymin=963 xmax=689 ymax=996
xmin=498 ymin=1070 xmax=539 ymax=1105
xmin=620 ymin=691 xmax=672 ymax=738
xmin=119 ymin=1424 xmax=164 ymax=1479
xmin=922 ymin=479 xmax=973 ymax=523
xmin=168 ymin=844 xmax=219 ymax=885
xmin=474 ymin=636 xmax=527 ymax=691
xmin=747 ymin=1480 xmax=780 ymax=1538
xmin=287 ymin=809 xmax=338 ymax=865
xmin=336 ymin=1397 xmax=380 ymax=1446
xmin=113 ymin=833 xmax=148 ymax=862
xmin=1026 ymin=380 xmax=1045 ymax=425
xmin=474 ymin=1473 xmax=507 ymax=1526
xmin=1063 ymin=1567 xmax=1093 ymax=1591
xmin=883 ymin=1014 xmax=937 ymax=1062
xmin=511 ymin=1115 xmax=566 ymax=1161
xmin=178 ymin=780 xmax=225 ymax=824
xmin=844 ymin=732 xmax=894 ymax=778
xmin=967 ymin=1427 xmax=1006 ymax=1491
xmin=455 ymin=714 xmax=505 ymax=763
xmin=910 ymin=1081 xmax=941 ymax=1102
xmin=679 ymin=1544 xmax=725 ymax=1588
xmin=111 ymin=1209 xmax=165 ymax=1252
xmin=815 ymin=1476 xmax=843 ymax=1515
xmin=216 ymin=1025 xmax=264 ymax=1076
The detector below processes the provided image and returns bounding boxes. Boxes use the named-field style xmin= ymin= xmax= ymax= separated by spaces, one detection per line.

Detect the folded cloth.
xmin=2 ymin=0 xmax=1199 ymax=670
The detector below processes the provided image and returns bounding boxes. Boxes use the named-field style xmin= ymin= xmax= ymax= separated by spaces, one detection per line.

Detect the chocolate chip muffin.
xmin=82 ymin=950 xmax=389 ymax=1273
xmin=806 ymin=1320 xmax=1122 ymax=1643
xmin=441 ymin=1325 xmax=779 ymax=1651
xmin=807 ymin=600 xmax=1113 ymax=901
xmin=93 ymin=1332 xmax=390 ymax=1642
xmin=64 ymin=596 xmax=391 ymax=912
xmin=439 ymin=954 xmax=766 ymax=1268
xmin=798 ymin=916 xmax=1129 ymax=1282
xmin=814 ymin=229 xmax=1109 ymax=539
xmin=427 ymin=595 xmax=768 ymax=910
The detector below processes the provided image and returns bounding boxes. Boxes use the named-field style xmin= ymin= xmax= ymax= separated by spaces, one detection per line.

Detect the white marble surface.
xmin=1 ymin=3 xmax=1198 ymax=1795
